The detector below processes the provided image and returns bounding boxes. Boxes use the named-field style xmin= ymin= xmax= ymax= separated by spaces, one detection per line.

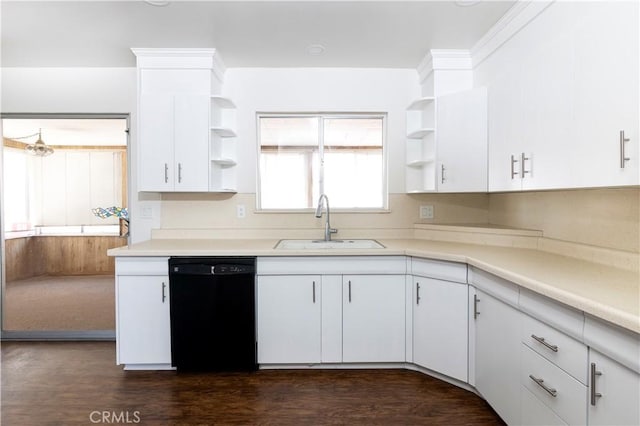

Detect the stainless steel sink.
xmin=275 ymin=239 xmax=385 ymax=250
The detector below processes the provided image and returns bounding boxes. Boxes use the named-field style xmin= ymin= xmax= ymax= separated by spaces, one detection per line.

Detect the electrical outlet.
xmin=236 ymin=204 xmax=246 ymax=219
xmin=141 ymin=206 xmax=153 ymax=218
xmin=420 ymin=205 xmax=434 ymax=219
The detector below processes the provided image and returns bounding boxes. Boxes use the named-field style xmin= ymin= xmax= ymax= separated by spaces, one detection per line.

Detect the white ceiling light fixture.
xmin=454 ymin=1 xmax=482 ymax=6
xmin=12 ymin=129 xmax=55 ymax=156
xmin=306 ymin=44 xmax=326 ymax=56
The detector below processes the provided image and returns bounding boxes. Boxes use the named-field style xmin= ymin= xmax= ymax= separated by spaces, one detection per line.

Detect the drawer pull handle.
xmin=161 ymin=282 xmax=167 ymax=303
xmin=590 ymin=362 xmax=603 ymax=406
xmin=312 ymin=281 xmax=316 ymax=304
xmin=531 ymin=334 xmax=558 ymax=352
xmin=529 ymin=374 xmax=557 ymax=398
xmin=416 ymin=283 xmax=421 ymax=305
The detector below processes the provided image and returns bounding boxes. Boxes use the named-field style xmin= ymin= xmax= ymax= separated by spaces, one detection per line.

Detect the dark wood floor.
xmin=2 ymin=342 xmax=505 ymax=425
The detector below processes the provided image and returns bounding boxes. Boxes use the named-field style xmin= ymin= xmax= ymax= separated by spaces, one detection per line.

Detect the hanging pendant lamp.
xmin=24 ymin=129 xmax=54 ymax=157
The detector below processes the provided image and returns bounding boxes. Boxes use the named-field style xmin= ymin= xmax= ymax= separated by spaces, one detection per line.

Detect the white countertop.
xmin=109 ymin=238 xmax=640 ymax=334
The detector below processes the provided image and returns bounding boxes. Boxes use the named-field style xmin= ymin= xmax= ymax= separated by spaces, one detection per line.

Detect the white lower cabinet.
xmin=342 ymin=275 xmax=406 ymax=362
xmin=521 ymin=344 xmax=587 ymax=425
xmin=257 ymin=275 xmax=321 ymax=364
xmin=521 ymin=386 xmax=568 ymax=426
xmin=588 ymin=349 xmax=640 ymax=426
xmin=473 ymin=287 xmax=522 ymax=426
xmin=116 ymin=275 xmax=171 ymax=366
xmin=413 ymin=276 xmax=468 ymax=382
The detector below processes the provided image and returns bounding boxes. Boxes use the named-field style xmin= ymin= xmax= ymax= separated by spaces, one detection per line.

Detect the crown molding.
xmin=130 ymin=48 xmax=227 ymax=81
xmin=417 ymin=49 xmax=472 ymax=83
xmin=471 ymin=0 xmax=555 ymax=68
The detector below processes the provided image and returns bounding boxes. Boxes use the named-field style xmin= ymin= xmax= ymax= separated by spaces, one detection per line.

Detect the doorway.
xmin=1 ymin=114 xmax=129 ymax=339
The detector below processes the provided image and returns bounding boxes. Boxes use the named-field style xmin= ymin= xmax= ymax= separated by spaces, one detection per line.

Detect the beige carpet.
xmin=4 ymin=275 xmax=115 ymax=331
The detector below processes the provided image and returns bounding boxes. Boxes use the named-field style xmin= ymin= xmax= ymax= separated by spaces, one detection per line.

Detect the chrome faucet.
xmin=315 ymin=194 xmax=338 ymax=241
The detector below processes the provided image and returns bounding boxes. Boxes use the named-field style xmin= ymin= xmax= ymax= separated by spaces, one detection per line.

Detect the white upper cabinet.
xmin=436 ymin=87 xmax=488 ymax=192
xmin=487 ymin=1 xmax=639 ymax=191
xmin=133 ymin=48 xmax=236 ymax=192
xmin=407 ymin=51 xmax=487 ymax=193
xmin=571 ymin=1 xmax=639 ymax=187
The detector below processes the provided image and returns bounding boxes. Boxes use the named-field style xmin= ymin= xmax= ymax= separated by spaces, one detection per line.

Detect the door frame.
xmin=0 ymin=112 xmax=131 ymax=341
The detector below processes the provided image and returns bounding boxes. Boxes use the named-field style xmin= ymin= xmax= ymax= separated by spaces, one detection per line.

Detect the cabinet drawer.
xmin=468 ymin=267 xmax=519 ymax=307
xmin=521 ymin=386 xmax=568 ymax=426
xmin=519 ymin=288 xmax=584 ymax=341
xmin=522 ymin=314 xmax=588 ymax=384
xmin=521 ymin=345 xmax=587 ymax=426
xmin=116 ymin=257 xmax=169 ymax=276
xmin=410 ymin=257 xmax=467 ymax=283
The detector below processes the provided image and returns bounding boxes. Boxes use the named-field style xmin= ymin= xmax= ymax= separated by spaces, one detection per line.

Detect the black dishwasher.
xmin=169 ymin=257 xmax=257 ymax=372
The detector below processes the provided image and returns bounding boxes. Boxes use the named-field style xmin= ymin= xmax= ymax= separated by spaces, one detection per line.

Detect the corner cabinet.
xmin=411 ymin=258 xmax=469 ymax=382
xmin=470 ymin=269 xmax=522 ymax=426
xmin=132 ymin=48 xmax=237 ymax=193
xmin=405 ymin=87 xmax=487 ymax=193
xmin=115 ymin=257 xmax=172 ymax=369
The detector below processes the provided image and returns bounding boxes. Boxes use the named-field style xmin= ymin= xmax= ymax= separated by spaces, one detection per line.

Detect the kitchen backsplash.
xmin=159 ymin=192 xmax=489 ymax=237
xmin=157 ymin=188 xmax=638 ymax=254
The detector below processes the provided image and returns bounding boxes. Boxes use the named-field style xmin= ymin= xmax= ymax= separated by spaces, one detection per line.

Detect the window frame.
xmin=256 ymin=112 xmax=389 ymax=212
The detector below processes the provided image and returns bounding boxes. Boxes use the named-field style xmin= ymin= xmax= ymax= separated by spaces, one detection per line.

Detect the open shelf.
xmin=211 ymin=95 xmax=236 ymax=109
xmin=407 ymin=128 xmax=435 ymax=139
xmin=407 ymin=159 xmax=434 ymax=168
xmin=407 ymin=97 xmax=435 ymax=111
xmin=211 ymin=127 xmax=237 ymax=137
xmin=211 ymin=158 xmax=237 ymax=167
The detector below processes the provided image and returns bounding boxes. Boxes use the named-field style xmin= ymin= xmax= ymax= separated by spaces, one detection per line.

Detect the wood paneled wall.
xmin=4 ymin=237 xmax=47 ymax=282
xmin=5 ymin=236 xmax=127 ymax=282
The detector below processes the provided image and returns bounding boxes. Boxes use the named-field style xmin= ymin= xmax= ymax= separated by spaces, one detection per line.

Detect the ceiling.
xmin=2 ymin=118 xmax=128 ymax=146
xmin=1 ymin=0 xmax=515 ymax=69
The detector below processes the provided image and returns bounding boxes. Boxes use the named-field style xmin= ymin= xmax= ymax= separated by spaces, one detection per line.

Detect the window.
xmin=258 ymin=114 xmax=386 ymax=210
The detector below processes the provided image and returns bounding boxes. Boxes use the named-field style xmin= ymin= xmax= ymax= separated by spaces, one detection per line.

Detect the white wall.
xmin=1 ymin=67 xmax=156 ymax=243
xmin=223 ymin=68 xmax=420 ymax=194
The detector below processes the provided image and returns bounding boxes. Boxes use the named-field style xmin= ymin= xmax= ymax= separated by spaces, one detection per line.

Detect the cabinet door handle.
xmin=529 ymin=374 xmax=557 ymax=398
xmin=473 ymin=294 xmax=480 ymax=319
xmin=620 ymin=130 xmax=630 ymax=168
xmin=348 ymin=280 xmax=352 ymax=303
xmin=440 ymin=164 xmax=446 ymax=184
xmin=312 ymin=280 xmax=316 ymax=304
xmin=416 ymin=282 xmax=421 ymax=305
xmin=590 ymin=362 xmax=603 ymax=406
xmin=161 ymin=282 xmax=167 ymax=303
xmin=521 ymin=152 xmax=530 ymax=177
xmin=178 ymin=163 xmax=183 ymax=183
xmin=531 ymin=334 xmax=558 ymax=352
xmin=510 ymin=155 xmax=519 ymax=179
xmin=164 ymin=163 xmax=169 ymax=183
